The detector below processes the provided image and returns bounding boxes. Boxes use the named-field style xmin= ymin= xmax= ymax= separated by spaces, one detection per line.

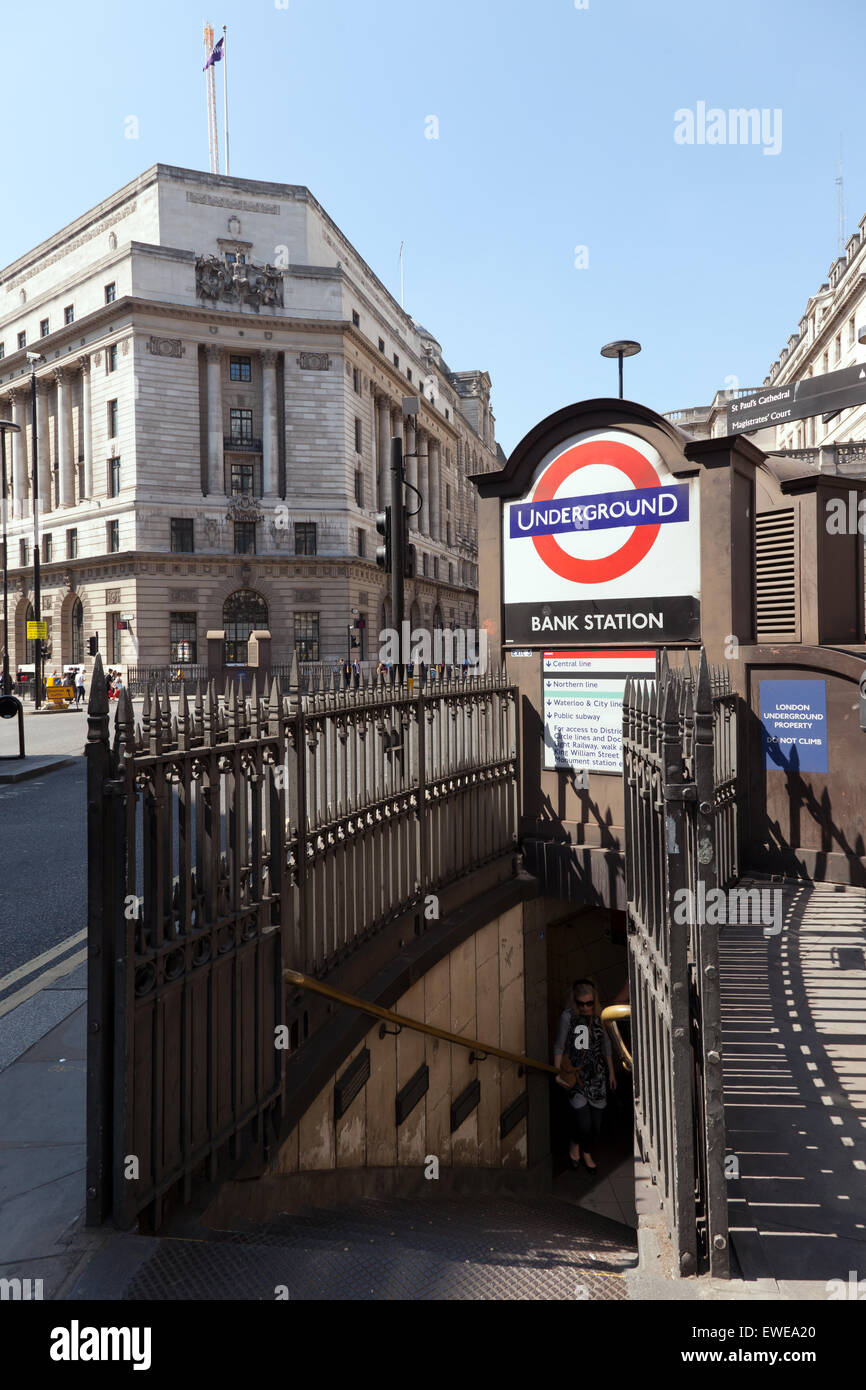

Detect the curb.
xmin=0 ymin=756 xmax=78 ymax=784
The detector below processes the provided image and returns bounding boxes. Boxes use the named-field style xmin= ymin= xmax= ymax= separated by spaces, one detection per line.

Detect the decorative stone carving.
xmin=93 ymin=351 xmax=102 ymax=367
xmin=204 ymin=518 xmax=221 ymax=546
xmin=108 ymin=232 xmax=117 ymax=251
xmin=105 ymin=588 xmax=121 ymax=605
xmin=297 ymin=352 xmax=331 ymax=371
xmin=195 ymin=255 xmax=284 ymax=311
xmin=226 ymin=495 xmax=263 ymax=523
xmin=42 ymin=596 xmax=53 ymax=611
xmin=227 ymin=216 xmax=242 ymax=237
xmin=121 ymin=338 xmax=130 ymax=355
xmin=170 ymin=588 xmax=198 ymax=602
xmin=147 ymin=336 xmax=185 ymax=359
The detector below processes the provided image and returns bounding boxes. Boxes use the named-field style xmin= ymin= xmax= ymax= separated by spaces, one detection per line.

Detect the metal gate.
xmin=623 ymin=649 xmax=738 ymax=1277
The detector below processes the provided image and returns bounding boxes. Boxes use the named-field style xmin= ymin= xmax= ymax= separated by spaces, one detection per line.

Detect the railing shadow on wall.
xmin=85 ymin=653 xmax=518 ymax=1230
xmin=740 ymin=646 xmax=866 ymax=888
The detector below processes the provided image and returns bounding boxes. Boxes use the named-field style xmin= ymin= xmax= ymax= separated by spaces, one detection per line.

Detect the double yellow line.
xmin=0 ymin=929 xmax=88 ymax=1021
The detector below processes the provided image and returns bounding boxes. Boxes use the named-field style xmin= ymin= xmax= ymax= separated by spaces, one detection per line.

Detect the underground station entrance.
xmin=80 ymin=394 xmax=866 ymax=1297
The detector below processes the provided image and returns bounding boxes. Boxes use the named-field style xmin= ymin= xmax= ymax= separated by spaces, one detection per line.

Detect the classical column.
xmin=55 ymin=368 xmax=74 ymax=507
xmin=205 ymin=345 xmax=223 ymax=495
xmin=429 ymin=437 xmax=442 ymax=541
xmin=376 ymin=395 xmax=390 ymax=510
xmin=78 ymin=356 xmax=92 ymax=501
xmin=416 ymin=431 xmax=429 ymax=535
xmin=10 ymin=391 xmax=27 ymax=519
xmin=261 ymin=349 xmax=278 ymax=496
xmin=405 ymin=416 xmax=418 ymax=531
xmin=36 ymin=380 xmax=51 ymax=512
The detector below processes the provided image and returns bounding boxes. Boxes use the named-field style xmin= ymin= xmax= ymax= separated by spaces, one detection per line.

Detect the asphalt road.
xmin=0 ymin=760 xmax=87 ymax=979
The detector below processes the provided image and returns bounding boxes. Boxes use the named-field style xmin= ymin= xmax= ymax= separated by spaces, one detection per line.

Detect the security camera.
xmin=26 ymin=351 xmax=44 ymax=366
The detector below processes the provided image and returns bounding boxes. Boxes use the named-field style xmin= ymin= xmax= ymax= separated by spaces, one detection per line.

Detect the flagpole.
xmin=222 ymin=25 xmax=230 ymax=176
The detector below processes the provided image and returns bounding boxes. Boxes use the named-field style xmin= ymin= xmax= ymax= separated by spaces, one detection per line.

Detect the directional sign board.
xmin=502 ymin=429 xmax=701 ymax=645
xmin=26 ymin=620 xmax=47 ymax=640
xmin=727 ymin=364 xmax=866 ymax=435
xmin=543 ymin=649 xmax=656 ymax=773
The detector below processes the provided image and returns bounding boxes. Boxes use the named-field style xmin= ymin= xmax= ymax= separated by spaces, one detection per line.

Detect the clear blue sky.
xmin=2 ymin=0 xmax=864 ymax=452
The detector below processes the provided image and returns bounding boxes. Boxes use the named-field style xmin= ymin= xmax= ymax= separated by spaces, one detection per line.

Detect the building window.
xmin=230 ymin=461 xmax=256 ymax=497
xmin=43 ymin=533 xmax=52 ymax=562
xmin=224 ymin=251 xmax=246 ymax=266
xmin=108 ymin=457 xmax=121 ymax=497
xmin=295 ymin=522 xmax=317 ymax=555
xmin=108 ymin=399 xmax=119 ymax=438
xmin=40 ymin=318 xmax=50 ymax=338
xmin=406 ymin=368 xmax=412 ymax=382
xmin=105 ymin=282 xmax=116 ymax=304
xmin=422 ymin=553 xmax=428 ymax=577
xmin=822 ymin=350 xmax=830 ymax=373
xmin=107 ymin=612 xmax=122 ymax=664
xmin=64 ymin=305 xmax=74 ymax=325
xmin=230 ymin=407 xmax=253 ymax=443
xmin=171 ymin=518 xmax=194 ymax=552
xmin=354 ymin=469 xmax=363 ymax=506
xmin=357 ymin=528 xmax=366 ymax=557
xmin=108 ymin=519 xmax=120 ymax=553
xmin=354 ymin=417 xmax=362 ymax=454
xmin=448 ymin=562 xmax=454 ymax=583
xmin=223 ymin=589 xmax=268 ymax=665
xmin=170 ymin=612 xmax=198 ymax=664
xmin=71 ymin=596 xmax=83 ymax=664
xmin=19 ymin=539 xmax=29 ymax=567
xmin=835 ymin=333 xmax=842 ymax=364
xmin=234 ymin=520 xmax=256 ymax=554
xmin=433 ymin=557 xmax=439 ymax=579
xmin=294 ymin=611 xmax=320 ymax=662
xmin=0 ymin=344 xmax=4 ymax=359
xmin=393 ymin=353 xmax=399 ymax=368
xmin=66 ymin=528 xmax=78 ymax=559
xmin=230 ymin=355 xmax=252 ymax=382
xmin=17 ymin=331 xmax=26 ymax=350
xmin=107 ymin=343 xmax=118 ymax=373
xmin=378 ymin=338 xmax=385 ymax=353
xmin=849 ymin=315 xmax=857 ymax=347
xmin=352 ymin=310 xmax=360 ymax=327
xmin=353 ymin=367 xmax=361 ymax=394
xmin=446 ymin=484 xmax=451 ymax=509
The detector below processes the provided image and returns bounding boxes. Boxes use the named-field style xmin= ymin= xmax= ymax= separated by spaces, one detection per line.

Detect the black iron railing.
xmin=623 ymin=650 xmax=736 ymax=1278
xmin=86 ymin=655 xmax=518 ymax=1231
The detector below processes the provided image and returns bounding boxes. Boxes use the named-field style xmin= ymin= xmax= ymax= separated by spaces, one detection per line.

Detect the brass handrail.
xmin=284 ymin=969 xmax=560 ymax=1075
xmin=601 ymin=1004 xmax=632 ymax=1073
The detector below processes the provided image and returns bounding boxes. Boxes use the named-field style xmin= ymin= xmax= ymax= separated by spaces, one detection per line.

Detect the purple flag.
xmin=203 ymin=36 xmax=224 ymax=71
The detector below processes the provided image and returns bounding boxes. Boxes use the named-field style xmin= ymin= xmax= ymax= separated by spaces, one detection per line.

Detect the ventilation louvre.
xmin=755 ymin=509 xmax=798 ymax=641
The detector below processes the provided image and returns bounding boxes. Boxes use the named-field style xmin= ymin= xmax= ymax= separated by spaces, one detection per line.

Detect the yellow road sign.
xmin=26 ymin=620 xmax=47 ymax=639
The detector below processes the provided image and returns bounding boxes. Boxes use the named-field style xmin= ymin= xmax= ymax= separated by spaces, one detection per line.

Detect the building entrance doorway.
xmin=545 ymin=907 xmax=635 ymax=1226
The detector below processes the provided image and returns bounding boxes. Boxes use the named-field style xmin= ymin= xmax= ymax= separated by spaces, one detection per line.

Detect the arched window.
xmin=71 ymin=597 xmax=83 ymax=666
xmin=223 ymin=590 xmax=268 ymax=666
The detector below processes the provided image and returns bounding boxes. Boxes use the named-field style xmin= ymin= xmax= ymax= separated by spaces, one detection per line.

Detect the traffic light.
xmin=404 ymin=540 xmax=416 ymax=578
xmin=375 ymin=507 xmax=392 ymax=571
xmin=88 ymin=635 xmax=99 ymax=656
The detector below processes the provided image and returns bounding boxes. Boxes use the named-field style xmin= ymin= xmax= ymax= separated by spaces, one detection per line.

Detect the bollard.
xmin=0 ymin=693 xmax=25 ymax=758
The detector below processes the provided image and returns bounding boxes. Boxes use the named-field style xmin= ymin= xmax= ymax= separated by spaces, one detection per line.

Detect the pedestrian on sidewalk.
xmin=553 ymin=978 xmax=616 ymax=1174
xmin=74 ymin=669 xmax=86 ymax=708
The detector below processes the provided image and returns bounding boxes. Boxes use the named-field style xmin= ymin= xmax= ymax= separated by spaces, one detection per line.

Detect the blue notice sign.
xmin=508 ymin=483 xmax=689 ymax=539
xmin=760 ymin=680 xmax=828 ymax=773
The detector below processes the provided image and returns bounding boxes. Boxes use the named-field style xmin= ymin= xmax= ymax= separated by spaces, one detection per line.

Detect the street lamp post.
xmin=0 ymin=419 xmax=22 ymax=696
xmin=27 ymin=354 xmax=44 ymax=708
xmin=600 ymin=339 xmax=642 ymax=399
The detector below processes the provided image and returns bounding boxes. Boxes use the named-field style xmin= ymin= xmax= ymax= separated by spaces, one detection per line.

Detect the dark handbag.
xmin=558 ymin=1055 xmax=582 ymax=1091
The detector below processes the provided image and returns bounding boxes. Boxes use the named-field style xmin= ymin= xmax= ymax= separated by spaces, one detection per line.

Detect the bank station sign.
xmin=502 ymin=429 xmax=701 ymax=645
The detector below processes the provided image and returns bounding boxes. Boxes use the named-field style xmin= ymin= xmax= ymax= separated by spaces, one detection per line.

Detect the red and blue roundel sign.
xmin=502 ymin=428 xmax=700 ymax=645
xmin=529 ymin=438 xmax=668 ymax=584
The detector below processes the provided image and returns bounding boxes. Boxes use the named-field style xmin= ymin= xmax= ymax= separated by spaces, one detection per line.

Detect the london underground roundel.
xmin=502 ymin=429 xmax=701 ymax=646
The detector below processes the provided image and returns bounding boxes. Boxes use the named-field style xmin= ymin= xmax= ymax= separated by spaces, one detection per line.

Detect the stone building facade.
xmin=0 ymin=164 xmax=499 ymax=677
